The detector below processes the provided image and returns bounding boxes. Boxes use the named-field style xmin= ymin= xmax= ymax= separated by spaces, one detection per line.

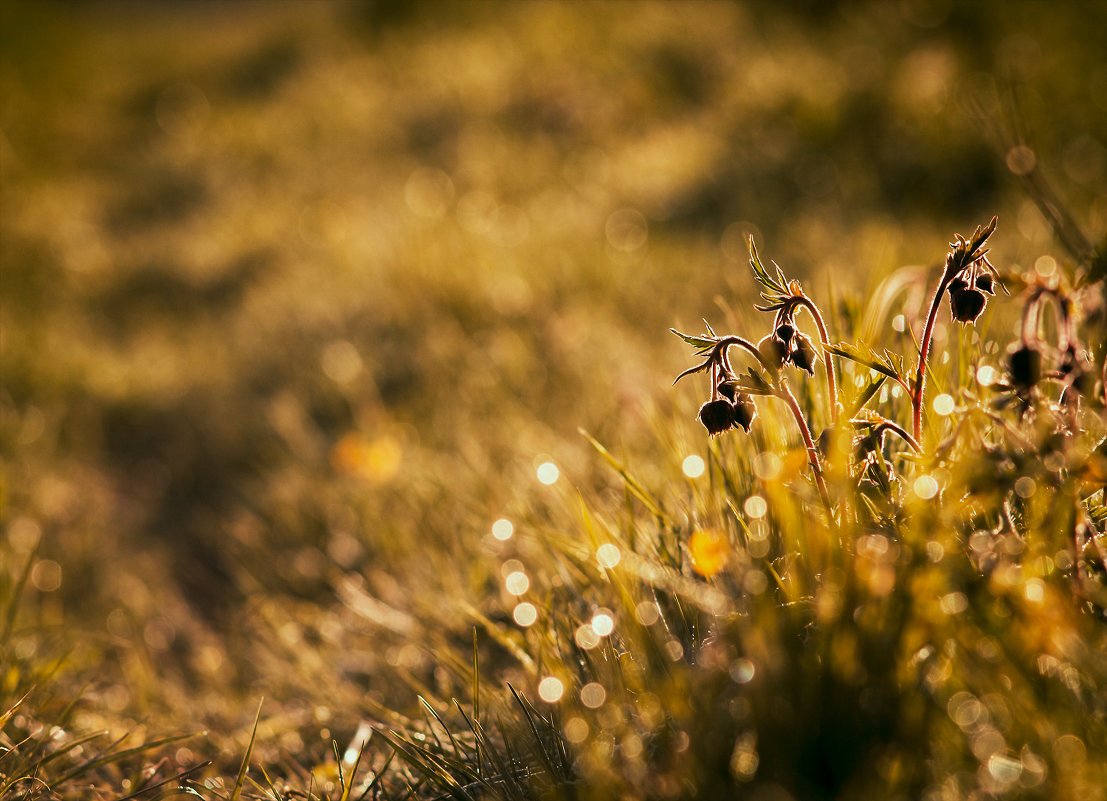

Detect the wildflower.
xmin=1007 ymin=344 xmax=1042 ymax=392
xmin=699 ymin=399 xmax=736 ymax=436
xmin=733 ymin=393 xmax=757 ymax=432
xmin=788 ymin=333 xmax=819 ymax=375
xmin=949 ymin=286 xmax=987 ymax=323
xmin=757 ymin=334 xmax=788 ymax=371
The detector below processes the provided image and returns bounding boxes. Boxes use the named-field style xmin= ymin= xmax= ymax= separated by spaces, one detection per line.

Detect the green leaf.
xmin=229 ymin=699 xmax=263 ymax=801
xmin=826 ymin=341 xmax=901 ymax=381
xmin=670 ymin=328 xmax=717 ymax=350
xmin=844 ymin=375 xmax=887 ymax=419
xmin=747 ymin=238 xmax=787 ymax=296
xmin=731 ymin=368 xmax=774 ymax=396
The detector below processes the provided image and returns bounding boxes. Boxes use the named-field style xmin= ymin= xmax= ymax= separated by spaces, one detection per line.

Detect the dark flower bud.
xmin=789 ymin=333 xmax=819 ymax=375
xmin=733 ymin=393 xmax=757 ymax=432
xmin=949 ymin=287 xmax=987 ymax=323
xmin=698 ymin=399 xmax=736 ymax=436
xmin=854 ymin=430 xmax=883 ymax=461
xmin=1007 ymin=344 xmax=1042 ymax=392
xmin=774 ymin=323 xmax=796 ymax=345
xmin=757 ymin=334 xmax=788 ymax=371
xmin=947 ymin=276 xmax=969 ymax=295
xmin=974 ymin=273 xmax=995 ymax=295
xmin=717 ymin=380 xmax=737 ymax=401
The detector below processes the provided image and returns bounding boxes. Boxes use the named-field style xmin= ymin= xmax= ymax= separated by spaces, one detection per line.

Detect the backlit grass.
xmin=2 ymin=1 xmax=1107 ymax=798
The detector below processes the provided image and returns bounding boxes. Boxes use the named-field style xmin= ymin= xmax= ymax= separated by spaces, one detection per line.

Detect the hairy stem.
xmin=912 ymin=273 xmax=950 ymax=442
xmin=779 ymin=381 xmax=833 ymax=514
xmin=715 ymin=335 xmax=775 ymax=377
xmin=793 ymin=296 xmax=839 ymax=425
xmin=875 ymin=421 xmax=921 ymax=454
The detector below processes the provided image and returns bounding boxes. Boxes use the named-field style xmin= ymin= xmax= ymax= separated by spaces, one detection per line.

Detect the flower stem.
xmin=779 ymin=380 xmax=833 ymax=514
xmin=794 ymin=296 xmax=839 ymax=425
xmin=912 ymin=272 xmax=950 ymax=442
xmin=714 ymin=336 xmax=774 ymax=376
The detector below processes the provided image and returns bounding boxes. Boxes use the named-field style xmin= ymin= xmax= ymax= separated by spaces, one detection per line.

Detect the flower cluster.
xmin=943 ymin=224 xmax=1000 ymax=324
xmin=1003 ymin=282 xmax=1099 ymax=407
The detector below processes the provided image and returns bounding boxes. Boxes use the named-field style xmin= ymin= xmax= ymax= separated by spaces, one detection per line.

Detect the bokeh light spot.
xmin=743 ymin=495 xmax=768 ymax=519
xmin=31 ymin=560 xmax=62 ymax=592
xmin=1006 ymin=145 xmax=1037 ymax=176
xmin=913 ymin=475 xmax=939 ymax=500
xmin=976 ymin=365 xmax=998 ymax=386
xmin=512 ymin=602 xmax=537 ymax=627
xmin=605 ymin=208 xmax=648 ymax=252
xmin=635 ymin=601 xmax=660 ymax=626
xmin=932 ymin=393 xmax=955 ymax=415
xmin=564 ymin=717 xmax=589 ymax=743
xmin=682 ymin=454 xmax=705 ymax=478
xmin=591 ymin=611 xmax=614 ymax=637
xmin=491 ymin=518 xmax=514 ymax=541
xmin=596 ymin=543 xmax=621 ymax=569
xmin=574 ymin=624 xmax=601 ymax=650
xmin=580 ymin=682 xmax=606 ymax=708
xmin=1024 ymin=579 xmax=1045 ymax=603
xmin=730 ymin=658 xmax=756 ymax=684
xmin=537 ymin=676 xmax=564 ymax=703
xmin=537 ymin=462 xmax=560 ymax=485
xmin=505 ymin=571 xmax=530 ymax=596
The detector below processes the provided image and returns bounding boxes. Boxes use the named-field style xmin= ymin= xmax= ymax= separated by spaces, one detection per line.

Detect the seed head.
xmin=949 ymin=287 xmax=987 ymax=323
xmin=1007 ymin=344 xmax=1042 ymax=392
xmin=733 ymin=392 xmax=757 ymax=432
xmin=774 ymin=323 xmax=796 ymax=345
xmin=698 ymin=399 xmax=736 ymax=436
xmin=757 ymin=334 xmax=788 ymax=371
xmin=789 ymin=333 xmax=818 ymax=375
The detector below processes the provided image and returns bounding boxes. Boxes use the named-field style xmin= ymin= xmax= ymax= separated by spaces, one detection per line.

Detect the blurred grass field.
xmin=2 ymin=1 xmax=1107 ymax=798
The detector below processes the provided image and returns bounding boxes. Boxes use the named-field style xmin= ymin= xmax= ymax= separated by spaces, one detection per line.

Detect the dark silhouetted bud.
xmin=699 ymin=399 xmax=735 ymax=436
xmin=949 ymin=287 xmax=987 ymax=323
xmin=717 ymin=380 xmax=737 ymax=401
xmin=774 ymin=323 xmax=795 ymax=345
xmin=733 ymin=393 xmax=757 ymax=432
xmin=974 ymin=273 xmax=995 ymax=295
xmin=1007 ymin=344 xmax=1042 ymax=392
xmin=854 ymin=431 xmax=883 ymax=461
xmin=757 ymin=334 xmax=788 ymax=371
xmin=947 ymin=276 xmax=969 ymax=295
xmin=789 ymin=333 xmax=818 ymax=375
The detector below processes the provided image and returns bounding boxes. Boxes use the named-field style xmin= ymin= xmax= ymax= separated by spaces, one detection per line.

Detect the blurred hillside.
xmin=2 ymin=0 xmax=1106 ymax=777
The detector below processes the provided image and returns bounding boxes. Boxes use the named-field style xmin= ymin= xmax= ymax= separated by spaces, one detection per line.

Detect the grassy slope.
xmin=2 ymin=1 xmax=1107 ymax=798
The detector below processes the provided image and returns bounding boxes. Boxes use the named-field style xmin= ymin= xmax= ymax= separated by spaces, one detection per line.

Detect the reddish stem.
xmin=912 ymin=273 xmax=951 ymax=442
xmin=793 ymin=296 xmax=839 ymax=425
xmin=779 ymin=381 xmax=833 ymax=515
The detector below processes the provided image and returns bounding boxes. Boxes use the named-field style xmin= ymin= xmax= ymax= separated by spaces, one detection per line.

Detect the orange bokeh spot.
xmin=689 ymin=528 xmax=729 ymax=578
xmin=331 ymin=432 xmax=402 ymax=482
